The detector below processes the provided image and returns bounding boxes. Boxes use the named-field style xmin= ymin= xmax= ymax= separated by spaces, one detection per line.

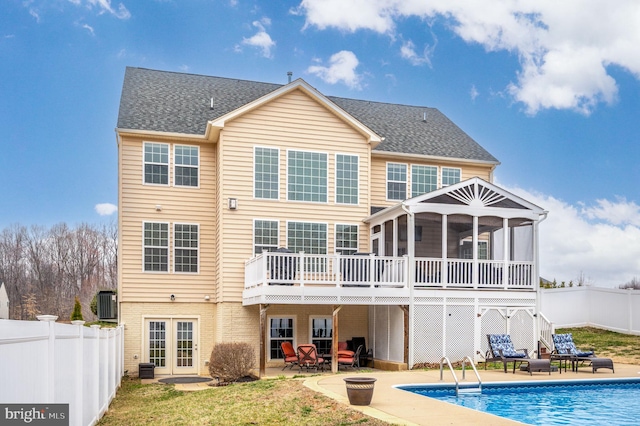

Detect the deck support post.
xmin=400 ymin=306 xmax=409 ymax=365
xmin=259 ymin=304 xmax=270 ymax=378
xmin=332 ymin=305 xmax=342 ymax=373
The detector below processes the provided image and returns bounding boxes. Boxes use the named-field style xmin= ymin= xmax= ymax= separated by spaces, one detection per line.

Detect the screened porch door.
xmin=146 ymin=318 xmax=198 ymax=375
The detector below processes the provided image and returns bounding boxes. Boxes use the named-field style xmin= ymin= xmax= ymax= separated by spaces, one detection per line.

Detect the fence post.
xmin=91 ymin=325 xmax=101 ymax=418
xmin=37 ymin=315 xmax=58 ymax=403
xmin=73 ymin=321 xmax=85 ymax=426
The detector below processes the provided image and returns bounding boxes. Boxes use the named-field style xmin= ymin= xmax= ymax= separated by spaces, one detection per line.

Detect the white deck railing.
xmin=245 ymin=253 xmax=534 ymax=291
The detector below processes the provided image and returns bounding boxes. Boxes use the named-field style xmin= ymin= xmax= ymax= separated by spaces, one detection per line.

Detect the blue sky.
xmin=2 ymin=0 xmax=639 ymax=286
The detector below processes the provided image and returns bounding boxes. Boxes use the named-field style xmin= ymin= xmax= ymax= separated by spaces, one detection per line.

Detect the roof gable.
xmin=206 ymin=79 xmax=382 ymax=145
xmin=406 ymin=177 xmax=546 ymax=215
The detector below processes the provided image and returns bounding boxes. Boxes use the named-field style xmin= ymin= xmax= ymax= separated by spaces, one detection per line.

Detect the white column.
xmin=473 ymin=216 xmax=478 ymax=289
xmin=503 ymin=217 xmax=509 ymax=289
xmin=441 ymin=215 xmax=448 ymax=286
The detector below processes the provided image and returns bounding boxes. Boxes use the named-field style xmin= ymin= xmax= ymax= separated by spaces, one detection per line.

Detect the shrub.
xmin=70 ymin=296 xmax=84 ymax=321
xmin=90 ymin=294 xmax=98 ymax=316
xmin=208 ymin=342 xmax=255 ymax=383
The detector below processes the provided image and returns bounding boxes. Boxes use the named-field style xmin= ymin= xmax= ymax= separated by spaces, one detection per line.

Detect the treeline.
xmin=0 ymin=222 xmax=117 ymax=320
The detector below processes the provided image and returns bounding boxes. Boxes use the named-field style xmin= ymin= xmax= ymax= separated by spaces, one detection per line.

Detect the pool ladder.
xmin=440 ymin=356 xmax=482 ymax=395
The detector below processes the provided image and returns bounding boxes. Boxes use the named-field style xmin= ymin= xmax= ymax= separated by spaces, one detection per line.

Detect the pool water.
xmin=399 ymin=379 xmax=640 ymax=425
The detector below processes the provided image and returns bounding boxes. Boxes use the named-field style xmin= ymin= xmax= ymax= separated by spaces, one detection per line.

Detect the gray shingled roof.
xmin=117 ymin=67 xmax=498 ymax=163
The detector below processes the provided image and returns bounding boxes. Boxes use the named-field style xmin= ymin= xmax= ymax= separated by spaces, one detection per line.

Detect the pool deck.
xmin=300 ymin=363 xmax=640 ymax=425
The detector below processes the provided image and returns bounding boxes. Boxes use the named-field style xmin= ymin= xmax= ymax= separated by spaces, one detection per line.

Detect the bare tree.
xmin=0 ymin=222 xmax=118 ymax=320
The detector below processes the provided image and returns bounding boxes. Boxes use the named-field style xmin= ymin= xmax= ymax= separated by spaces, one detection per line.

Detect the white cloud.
xmin=87 ymin=0 xmax=131 ymax=19
xmin=241 ymin=18 xmax=276 ymax=58
xmin=470 ymin=84 xmax=479 ymax=101
xmin=500 ymin=182 xmax=640 ymax=288
xmin=307 ymin=50 xmax=363 ymax=89
xmin=297 ymin=0 xmax=640 ymax=115
xmin=400 ymin=40 xmax=432 ymax=66
xmin=81 ymin=23 xmax=95 ymax=35
xmin=95 ymin=203 xmax=117 ymax=216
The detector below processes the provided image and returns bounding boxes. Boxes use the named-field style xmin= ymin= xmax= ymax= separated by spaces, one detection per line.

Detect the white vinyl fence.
xmin=0 ymin=316 xmax=124 ymax=426
xmin=540 ymin=286 xmax=640 ymax=335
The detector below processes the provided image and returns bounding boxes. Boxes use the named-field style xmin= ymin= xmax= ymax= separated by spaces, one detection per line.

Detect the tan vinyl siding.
xmin=119 ymin=135 xmax=217 ymax=303
xmin=370 ymin=155 xmax=494 ymax=207
xmin=217 ymin=89 xmax=372 ymax=302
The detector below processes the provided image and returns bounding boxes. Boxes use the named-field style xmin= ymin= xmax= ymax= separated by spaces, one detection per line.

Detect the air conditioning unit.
xmin=97 ymin=290 xmax=117 ymax=321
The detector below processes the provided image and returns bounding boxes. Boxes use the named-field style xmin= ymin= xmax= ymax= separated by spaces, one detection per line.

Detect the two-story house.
xmin=116 ymin=67 xmax=547 ymax=377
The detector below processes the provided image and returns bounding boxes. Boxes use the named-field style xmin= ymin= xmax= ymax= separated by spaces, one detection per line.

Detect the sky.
xmin=1 ymin=0 xmax=640 ymax=287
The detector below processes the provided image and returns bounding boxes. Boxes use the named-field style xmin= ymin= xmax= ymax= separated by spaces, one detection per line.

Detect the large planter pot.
xmin=343 ymin=377 xmax=376 ymax=406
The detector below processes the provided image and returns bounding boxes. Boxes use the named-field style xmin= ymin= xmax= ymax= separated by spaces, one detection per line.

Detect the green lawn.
xmin=98 ymin=376 xmax=389 ymax=426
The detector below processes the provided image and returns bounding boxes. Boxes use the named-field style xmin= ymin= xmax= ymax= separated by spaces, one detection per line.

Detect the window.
xmin=174 ymin=145 xmax=199 ymax=187
xmin=254 ymin=147 xmax=279 ymax=199
xmin=254 ymin=220 xmax=279 ymax=255
xmin=143 ymin=222 xmax=169 ymax=272
xmin=269 ymin=317 xmax=294 ymax=360
xmin=336 ymin=224 xmax=358 ymax=255
xmin=335 ymin=154 xmax=358 ymax=204
xmin=148 ymin=321 xmax=166 ymax=367
xmin=412 ymin=165 xmax=437 ymax=197
xmin=442 ymin=167 xmax=461 ymax=187
xmin=287 ymin=222 xmax=327 ymax=255
xmin=311 ymin=317 xmax=332 ymax=355
xmin=174 ymin=223 xmax=198 ymax=273
xmin=387 ymin=163 xmax=407 ymax=200
xmin=287 ymin=151 xmax=327 ymax=202
xmin=144 ymin=142 xmax=169 ymax=185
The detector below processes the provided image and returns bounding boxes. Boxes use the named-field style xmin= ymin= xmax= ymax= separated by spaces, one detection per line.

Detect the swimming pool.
xmin=398 ymin=378 xmax=640 ymax=425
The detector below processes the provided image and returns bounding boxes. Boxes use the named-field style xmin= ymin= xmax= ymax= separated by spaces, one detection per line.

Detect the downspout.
xmin=401 ymin=202 xmax=414 ymax=369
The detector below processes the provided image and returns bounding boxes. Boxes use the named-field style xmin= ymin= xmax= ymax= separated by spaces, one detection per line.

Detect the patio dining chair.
xmin=484 ymin=334 xmax=530 ymax=373
xmin=280 ymin=341 xmax=298 ymax=370
xmin=297 ymin=343 xmax=325 ymax=372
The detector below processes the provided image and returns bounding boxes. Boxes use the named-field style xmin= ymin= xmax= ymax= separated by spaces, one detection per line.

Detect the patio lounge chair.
xmin=280 ymin=341 xmax=298 ymax=370
xmin=297 ymin=343 xmax=325 ymax=372
xmin=338 ymin=344 xmax=363 ymax=370
xmin=551 ymin=333 xmax=614 ymax=373
xmin=485 ymin=334 xmax=530 ymax=373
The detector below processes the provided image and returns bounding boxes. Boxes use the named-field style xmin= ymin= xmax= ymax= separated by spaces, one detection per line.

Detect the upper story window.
xmin=386 ymin=162 xmax=407 ymax=201
xmin=254 ymin=147 xmax=279 ymax=199
xmin=174 ymin=223 xmax=199 ymax=273
xmin=335 ymin=224 xmax=358 ymax=255
xmin=442 ymin=167 xmax=461 ymax=187
xmin=254 ymin=219 xmax=279 ymax=255
xmin=143 ymin=222 xmax=169 ymax=272
xmin=174 ymin=145 xmax=199 ymax=187
xmin=287 ymin=151 xmax=327 ymax=202
xmin=144 ymin=142 xmax=169 ymax=185
xmin=412 ymin=165 xmax=437 ymax=197
xmin=335 ymin=154 xmax=359 ymax=205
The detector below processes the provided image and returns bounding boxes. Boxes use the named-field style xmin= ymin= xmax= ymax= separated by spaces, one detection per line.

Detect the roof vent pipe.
xmin=423 ymin=111 xmax=427 ymax=122
xmin=287 ymin=71 xmax=292 ymax=83
xmin=210 ymin=98 xmax=214 ymax=110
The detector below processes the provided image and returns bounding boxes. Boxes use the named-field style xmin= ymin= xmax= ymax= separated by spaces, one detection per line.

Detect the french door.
xmin=146 ymin=318 xmax=198 ymax=375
